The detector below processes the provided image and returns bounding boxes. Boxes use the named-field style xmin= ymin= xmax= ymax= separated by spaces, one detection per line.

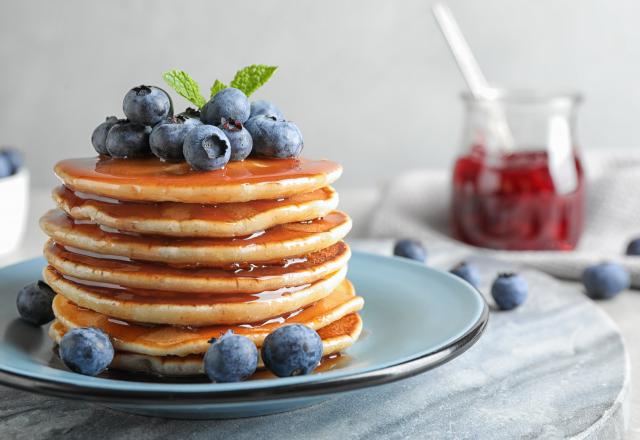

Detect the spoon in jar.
xmin=432 ymin=2 xmax=514 ymax=152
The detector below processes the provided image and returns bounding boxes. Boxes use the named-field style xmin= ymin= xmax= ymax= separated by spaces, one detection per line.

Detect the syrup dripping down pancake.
xmin=50 ymin=279 xmax=363 ymax=356
xmin=40 ymin=209 xmax=352 ymax=265
xmin=54 ymin=156 xmax=342 ymax=204
xmin=49 ymin=313 xmax=363 ymax=377
xmin=44 ymin=240 xmax=350 ymax=294
xmin=53 ymin=185 xmax=339 ymax=238
xmin=43 ymin=265 xmax=347 ymax=326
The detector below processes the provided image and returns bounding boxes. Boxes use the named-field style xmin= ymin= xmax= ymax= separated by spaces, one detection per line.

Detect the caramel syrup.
xmin=56 ymin=156 xmax=340 ymax=187
xmin=41 ymin=209 xmax=350 ymax=259
xmin=53 ymin=185 xmax=336 ymax=225
xmin=45 ymin=241 xmax=349 ymax=288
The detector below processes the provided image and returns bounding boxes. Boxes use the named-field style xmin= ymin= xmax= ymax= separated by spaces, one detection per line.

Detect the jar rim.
xmin=461 ymin=88 xmax=583 ymax=106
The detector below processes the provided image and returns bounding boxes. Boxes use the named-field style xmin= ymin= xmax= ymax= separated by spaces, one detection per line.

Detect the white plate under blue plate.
xmin=0 ymin=251 xmax=488 ymax=419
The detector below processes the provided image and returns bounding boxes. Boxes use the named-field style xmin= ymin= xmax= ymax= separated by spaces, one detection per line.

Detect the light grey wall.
xmin=1 ymin=0 xmax=639 ymax=189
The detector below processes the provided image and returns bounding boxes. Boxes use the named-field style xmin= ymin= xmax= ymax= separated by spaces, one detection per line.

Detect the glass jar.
xmin=451 ymin=90 xmax=585 ymax=251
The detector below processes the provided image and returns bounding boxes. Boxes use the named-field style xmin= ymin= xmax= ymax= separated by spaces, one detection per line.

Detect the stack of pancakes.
xmin=41 ymin=156 xmax=363 ymax=377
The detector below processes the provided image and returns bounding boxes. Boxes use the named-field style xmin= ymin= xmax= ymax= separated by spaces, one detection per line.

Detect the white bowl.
xmin=0 ymin=168 xmax=29 ymax=256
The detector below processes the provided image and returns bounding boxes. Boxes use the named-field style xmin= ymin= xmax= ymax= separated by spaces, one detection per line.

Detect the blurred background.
xmin=1 ymin=0 xmax=639 ymax=189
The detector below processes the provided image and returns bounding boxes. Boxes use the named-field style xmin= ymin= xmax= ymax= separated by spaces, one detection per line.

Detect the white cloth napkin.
xmin=367 ymin=150 xmax=640 ymax=287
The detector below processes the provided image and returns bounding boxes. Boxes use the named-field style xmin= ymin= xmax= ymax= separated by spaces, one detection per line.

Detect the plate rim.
xmin=0 ymin=252 xmax=489 ymax=405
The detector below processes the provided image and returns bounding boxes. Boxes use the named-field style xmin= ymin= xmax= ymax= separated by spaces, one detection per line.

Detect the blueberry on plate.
xmin=244 ymin=115 xmax=303 ymax=158
xmin=201 ymin=87 xmax=250 ymax=125
xmin=150 ymin=115 xmax=202 ymax=162
xmin=0 ymin=147 xmax=23 ymax=175
xmin=183 ymin=125 xmax=231 ymax=171
xmin=106 ymin=121 xmax=152 ymax=158
xmin=91 ymin=116 xmax=122 ymax=155
xmin=16 ymin=281 xmax=56 ymax=326
xmin=219 ymin=118 xmax=253 ymax=161
xmin=58 ymin=327 xmax=114 ymax=376
xmin=626 ymin=238 xmax=640 ymax=256
xmin=204 ymin=331 xmax=258 ymax=383
xmin=261 ymin=324 xmax=323 ymax=377
xmin=450 ymin=261 xmax=481 ymax=288
xmin=393 ymin=239 xmax=427 ymax=263
xmin=123 ymin=85 xmax=172 ymax=126
xmin=491 ymin=273 xmax=528 ymax=310
xmin=582 ymin=262 xmax=630 ymax=299
xmin=250 ymin=100 xmax=284 ymax=119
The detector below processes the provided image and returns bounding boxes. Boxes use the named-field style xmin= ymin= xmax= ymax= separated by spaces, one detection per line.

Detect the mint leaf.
xmin=230 ymin=65 xmax=278 ymax=97
xmin=163 ymin=70 xmax=206 ymax=108
xmin=210 ymin=80 xmax=227 ymax=98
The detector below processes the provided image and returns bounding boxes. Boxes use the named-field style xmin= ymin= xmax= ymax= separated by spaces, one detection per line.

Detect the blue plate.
xmin=0 ymin=252 xmax=488 ymax=419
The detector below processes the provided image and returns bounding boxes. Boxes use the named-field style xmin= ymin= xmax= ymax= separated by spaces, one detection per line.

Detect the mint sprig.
xmin=163 ymin=70 xmax=207 ymax=108
xmin=230 ymin=65 xmax=277 ymax=97
xmin=163 ymin=64 xmax=278 ymax=108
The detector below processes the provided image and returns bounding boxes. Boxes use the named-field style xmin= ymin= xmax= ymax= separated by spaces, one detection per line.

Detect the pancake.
xmin=51 ymin=279 xmax=363 ymax=356
xmin=44 ymin=240 xmax=350 ymax=294
xmin=53 ymin=186 xmax=339 ymax=238
xmin=40 ymin=209 xmax=352 ymax=265
xmin=43 ymin=265 xmax=348 ymax=326
xmin=54 ymin=157 xmax=342 ymax=204
xmin=48 ymin=313 xmax=363 ymax=377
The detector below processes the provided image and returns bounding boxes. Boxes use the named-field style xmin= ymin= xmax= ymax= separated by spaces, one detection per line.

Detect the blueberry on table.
xmin=150 ymin=115 xmax=202 ymax=162
xmin=183 ymin=125 xmax=231 ymax=171
xmin=250 ymin=100 xmax=284 ymax=119
xmin=204 ymin=331 xmax=258 ymax=383
xmin=582 ymin=262 xmax=630 ymax=299
xmin=450 ymin=261 xmax=481 ymax=288
xmin=261 ymin=324 xmax=323 ymax=377
xmin=106 ymin=122 xmax=152 ymax=158
xmin=16 ymin=281 xmax=56 ymax=326
xmin=393 ymin=239 xmax=427 ymax=263
xmin=626 ymin=238 xmax=640 ymax=256
xmin=219 ymin=118 xmax=253 ymax=161
xmin=491 ymin=273 xmax=528 ymax=310
xmin=59 ymin=327 xmax=114 ymax=376
xmin=91 ymin=116 xmax=121 ymax=155
xmin=123 ymin=85 xmax=172 ymax=126
xmin=244 ymin=115 xmax=304 ymax=158
xmin=201 ymin=87 xmax=250 ymax=125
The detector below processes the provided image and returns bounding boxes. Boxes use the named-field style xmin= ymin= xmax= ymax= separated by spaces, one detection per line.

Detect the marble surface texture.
xmin=0 ymin=242 xmax=629 ymax=439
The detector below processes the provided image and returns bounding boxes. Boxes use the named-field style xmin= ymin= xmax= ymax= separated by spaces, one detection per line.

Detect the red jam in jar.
xmin=451 ymin=146 xmax=584 ymax=250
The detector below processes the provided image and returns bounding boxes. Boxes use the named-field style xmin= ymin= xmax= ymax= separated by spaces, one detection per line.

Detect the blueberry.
xmin=123 ymin=85 xmax=172 ymax=126
xmin=183 ymin=125 xmax=231 ymax=171
xmin=626 ymin=238 xmax=640 ymax=256
xmin=582 ymin=262 xmax=630 ymax=299
xmin=203 ymin=331 xmax=258 ymax=383
xmin=219 ymin=118 xmax=253 ymax=161
xmin=250 ymin=100 xmax=284 ymax=119
xmin=91 ymin=116 xmax=121 ymax=155
xmin=16 ymin=281 xmax=55 ymax=326
xmin=177 ymin=107 xmax=202 ymax=122
xmin=393 ymin=239 xmax=427 ymax=263
xmin=491 ymin=273 xmax=528 ymax=310
xmin=244 ymin=115 xmax=304 ymax=158
xmin=58 ymin=327 xmax=114 ymax=376
xmin=0 ymin=154 xmax=11 ymax=178
xmin=106 ymin=121 xmax=152 ymax=158
xmin=450 ymin=262 xmax=481 ymax=288
xmin=150 ymin=115 xmax=202 ymax=162
xmin=0 ymin=147 xmax=23 ymax=174
xmin=201 ymin=87 xmax=250 ymax=125
xmin=261 ymin=324 xmax=323 ymax=377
